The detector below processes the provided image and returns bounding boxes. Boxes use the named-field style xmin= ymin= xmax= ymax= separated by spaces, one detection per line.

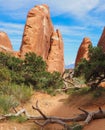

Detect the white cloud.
xmin=94 ymin=0 xmax=105 ymax=12
xmin=0 ymin=0 xmax=32 ymax=10
xmin=0 ymin=0 xmax=104 ymax=64
xmin=55 ymin=0 xmax=98 ymax=17
xmin=55 ymin=25 xmax=88 ymax=37
xmin=0 ymin=21 xmax=24 ymax=50
xmin=0 ymin=21 xmax=24 ymax=35
xmin=0 ymin=0 xmax=99 ymax=19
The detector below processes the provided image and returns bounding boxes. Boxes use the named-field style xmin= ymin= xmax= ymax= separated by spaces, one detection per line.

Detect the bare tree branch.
xmin=32 ymin=100 xmax=47 ymax=119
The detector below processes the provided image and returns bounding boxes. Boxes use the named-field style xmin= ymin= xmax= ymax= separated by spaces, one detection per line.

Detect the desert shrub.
xmin=10 ymin=84 xmax=33 ymax=103
xmin=73 ymin=125 xmax=83 ymax=130
xmin=0 ymin=65 xmax=11 ymax=83
xmin=9 ymin=115 xmax=27 ymax=123
xmin=74 ymin=45 xmax=105 ymax=89
xmin=91 ymin=87 xmax=105 ymax=98
xmin=0 ymin=84 xmax=33 ymax=103
xmin=67 ymin=87 xmax=90 ymax=96
xmin=0 ymin=52 xmax=63 ymax=93
xmin=0 ymin=95 xmax=18 ymax=114
xmin=68 ymin=123 xmax=83 ymax=130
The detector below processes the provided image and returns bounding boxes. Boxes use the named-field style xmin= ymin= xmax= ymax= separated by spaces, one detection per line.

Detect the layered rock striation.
xmin=75 ymin=37 xmax=92 ymax=66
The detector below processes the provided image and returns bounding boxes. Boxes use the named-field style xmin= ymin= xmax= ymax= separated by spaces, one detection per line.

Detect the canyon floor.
xmin=0 ymin=92 xmax=105 ymax=130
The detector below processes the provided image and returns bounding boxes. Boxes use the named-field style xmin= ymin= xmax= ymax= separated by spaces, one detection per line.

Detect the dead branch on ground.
xmin=0 ymin=101 xmax=105 ymax=129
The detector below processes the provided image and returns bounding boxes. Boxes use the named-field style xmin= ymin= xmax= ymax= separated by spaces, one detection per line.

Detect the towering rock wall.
xmin=98 ymin=27 xmax=105 ymax=51
xmin=0 ymin=5 xmax=64 ymax=73
xmin=20 ymin=4 xmax=64 ymax=73
xmin=75 ymin=37 xmax=92 ymax=66
xmin=20 ymin=4 xmax=54 ymax=60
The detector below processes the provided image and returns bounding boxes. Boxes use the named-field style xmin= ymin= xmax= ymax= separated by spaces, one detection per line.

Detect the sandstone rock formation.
xmin=20 ymin=4 xmax=54 ymax=60
xmin=75 ymin=37 xmax=92 ymax=67
xmin=98 ymin=27 xmax=105 ymax=51
xmin=20 ymin=4 xmax=64 ymax=73
xmin=0 ymin=5 xmax=64 ymax=73
xmin=0 ymin=32 xmax=13 ymax=53
xmin=47 ymin=30 xmax=64 ymax=73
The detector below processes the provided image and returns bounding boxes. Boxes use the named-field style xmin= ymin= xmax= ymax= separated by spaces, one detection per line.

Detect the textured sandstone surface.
xmin=98 ymin=27 xmax=105 ymax=51
xmin=0 ymin=5 xmax=64 ymax=73
xmin=0 ymin=32 xmax=13 ymax=53
xmin=20 ymin=4 xmax=64 ymax=73
xmin=20 ymin=4 xmax=54 ymax=60
xmin=75 ymin=37 xmax=92 ymax=66
xmin=47 ymin=30 xmax=64 ymax=73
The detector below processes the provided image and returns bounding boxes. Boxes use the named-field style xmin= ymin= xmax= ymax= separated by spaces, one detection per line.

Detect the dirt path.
xmin=0 ymin=92 xmax=105 ymax=130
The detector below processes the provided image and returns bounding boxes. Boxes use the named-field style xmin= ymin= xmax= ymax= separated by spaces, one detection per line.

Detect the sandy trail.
xmin=0 ymin=92 xmax=105 ymax=130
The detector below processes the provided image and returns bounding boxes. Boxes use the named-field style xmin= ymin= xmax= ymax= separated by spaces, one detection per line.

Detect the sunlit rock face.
xmin=98 ymin=27 xmax=105 ymax=51
xmin=20 ymin=4 xmax=54 ymax=60
xmin=0 ymin=32 xmax=13 ymax=53
xmin=47 ymin=30 xmax=64 ymax=73
xmin=20 ymin=4 xmax=64 ymax=73
xmin=75 ymin=37 xmax=92 ymax=67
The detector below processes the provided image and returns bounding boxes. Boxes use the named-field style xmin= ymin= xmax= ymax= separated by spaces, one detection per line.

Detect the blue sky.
xmin=0 ymin=0 xmax=105 ymax=65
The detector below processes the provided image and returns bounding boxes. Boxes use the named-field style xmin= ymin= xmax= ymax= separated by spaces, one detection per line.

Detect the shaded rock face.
xmin=98 ymin=27 xmax=105 ymax=51
xmin=20 ymin=4 xmax=64 ymax=73
xmin=0 ymin=32 xmax=13 ymax=53
xmin=47 ymin=30 xmax=64 ymax=73
xmin=20 ymin=4 xmax=54 ymax=60
xmin=75 ymin=37 xmax=92 ymax=67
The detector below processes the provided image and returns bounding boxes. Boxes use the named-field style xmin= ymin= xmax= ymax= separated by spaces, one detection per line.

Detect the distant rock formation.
xmin=98 ymin=27 xmax=105 ymax=51
xmin=20 ymin=4 xmax=64 ymax=73
xmin=0 ymin=32 xmax=13 ymax=53
xmin=75 ymin=37 xmax=92 ymax=66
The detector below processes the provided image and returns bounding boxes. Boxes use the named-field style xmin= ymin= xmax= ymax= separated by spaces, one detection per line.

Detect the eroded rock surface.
xmin=0 ymin=32 xmax=13 ymax=53
xmin=75 ymin=37 xmax=92 ymax=66
xmin=20 ymin=4 xmax=64 ymax=73
xmin=47 ymin=30 xmax=64 ymax=73
xmin=98 ymin=27 xmax=105 ymax=52
xmin=20 ymin=4 xmax=54 ymax=60
xmin=0 ymin=5 xmax=64 ymax=73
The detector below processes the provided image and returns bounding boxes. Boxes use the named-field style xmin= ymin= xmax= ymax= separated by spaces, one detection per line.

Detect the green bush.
xmin=0 ymin=84 xmax=33 ymax=103
xmin=67 ymin=87 xmax=90 ymax=96
xmin=92 ymin=87 xmax=105 ymax=98
xmin=9 ymin=115 xmax=27 ymax=123
xmin=0 ymin=65 xmax=11 ymax=83
xmin=0 ymin=95 xmax=18 ymax=114
xmin=10 ymin=84 xmax=33 ymax=103
xmin=0 ymin=52 xmax=63 ymax=94
xmin=70 ymin=123 xmax=83 ymax=130
xmin=74 ymin=45 xmax=105 ymax=89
